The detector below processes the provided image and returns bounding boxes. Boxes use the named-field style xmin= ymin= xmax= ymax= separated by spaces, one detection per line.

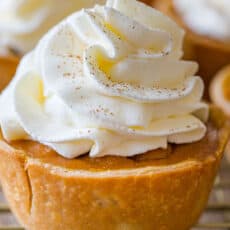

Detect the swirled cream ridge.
xmin=0 ymin=0 xmax=209 ymax=158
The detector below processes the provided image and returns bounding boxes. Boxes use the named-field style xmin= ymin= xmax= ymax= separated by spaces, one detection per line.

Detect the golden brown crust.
xmin=0 ymin=47 xmax=229 ymax=230
xmin=0 ymin=56 xmax=19 ymax=92
xmin=153 ymin=0 xmax=230 ymax=99
xmin=140 ymin=0 xmax=151 ymax=4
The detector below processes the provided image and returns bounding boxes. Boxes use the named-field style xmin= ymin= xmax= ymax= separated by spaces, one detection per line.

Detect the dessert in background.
xmin=154 ymin=0 xmax=230 ymax=98
xmin=173 ymin=0 xmax=230 ymax=42
xmin=210 ymin=65 xmax=230 ymax=161
xmin=0 ymin=0 xmax=229 ymax=229
xmin=0 ymin=56 xmax=19 ymax=92
xmin=210 ymin=65 xmax=230 ymax=117
xmin=0 ymin=0 xmax=105 ymax=56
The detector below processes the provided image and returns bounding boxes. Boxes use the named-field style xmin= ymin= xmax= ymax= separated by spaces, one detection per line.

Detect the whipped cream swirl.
xmin=0 ymin=0 xmax=208 ymax=158
xmin=173 ymin=0 xmax=230 ymax=42
xmin=0 ymin=0 xmax=105 ymax=54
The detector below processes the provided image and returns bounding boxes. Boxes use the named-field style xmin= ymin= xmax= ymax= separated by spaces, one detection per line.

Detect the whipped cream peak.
xmin=0 ymin=0 xmax=208 ymax=158
xmin=173 ymin=0 xmax=230 ymax=42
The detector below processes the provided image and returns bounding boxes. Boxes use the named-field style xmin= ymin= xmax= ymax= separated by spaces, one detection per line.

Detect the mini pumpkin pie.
xmin=153 ymin=0 xmax=230 ymax=98
xmin=210 ymin=65 xmax=230 ymax=161
xmin=0 ymin=107 xmax=228 ymax=230
xmin=0 ymin=1 xmax=229 ymax=230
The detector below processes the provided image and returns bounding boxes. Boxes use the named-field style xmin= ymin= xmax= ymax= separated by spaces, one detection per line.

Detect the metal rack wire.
xmin=0 ymin=156 xmax=229 ymax=230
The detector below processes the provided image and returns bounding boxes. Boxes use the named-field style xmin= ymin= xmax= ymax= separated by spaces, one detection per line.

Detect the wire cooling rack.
xmin=0 ymin=156 xmax=229 ymax=230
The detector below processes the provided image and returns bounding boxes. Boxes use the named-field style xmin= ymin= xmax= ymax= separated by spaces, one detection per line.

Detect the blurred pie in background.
xmin=210 ymin=65 xmax=230 ymax=117
xmin=0 ymin=55 xmax=19 ymax=92
xmin=210 ymin=65 xmax=230 ymax=161
xmin=0 ymin=0 xmax=106 ymax=56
